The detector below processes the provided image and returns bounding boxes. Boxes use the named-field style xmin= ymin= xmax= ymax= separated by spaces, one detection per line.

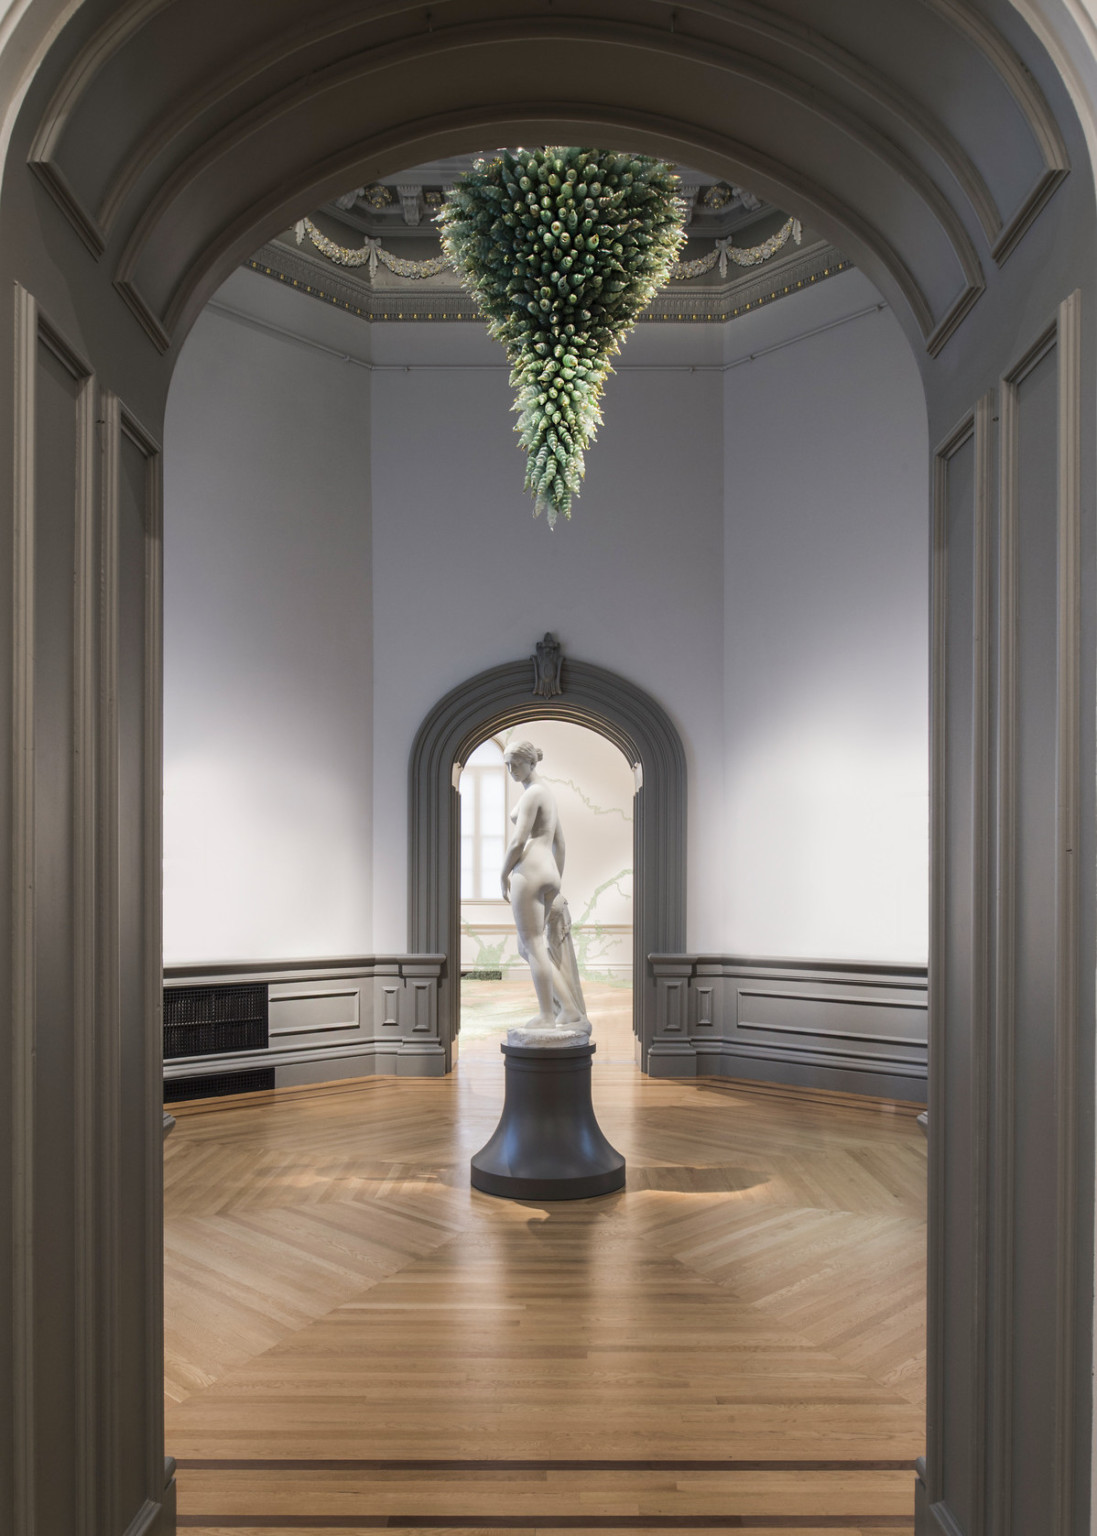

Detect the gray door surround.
xmin=409 ymin=654 xmax=686 ymax=1071
xmin=2 ymin=4 xmax=1097 ymax=1534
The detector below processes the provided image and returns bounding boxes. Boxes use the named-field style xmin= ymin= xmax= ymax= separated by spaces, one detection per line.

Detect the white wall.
xmin=163 ymin=295 xmax=373 ymax=961
xmin=163 ymin=263 xmax=928 ymax=967
xmin=366 ymin=315 xmax=727 ymax=952
xmin=722 ymin=273 xmax=929 ymax=961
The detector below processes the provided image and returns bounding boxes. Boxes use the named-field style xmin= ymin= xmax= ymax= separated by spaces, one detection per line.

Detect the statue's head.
xmin=504 ymin=740 xmax=542 ymax=778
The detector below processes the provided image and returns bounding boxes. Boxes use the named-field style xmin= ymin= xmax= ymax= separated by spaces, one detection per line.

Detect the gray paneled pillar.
xmin=6 ymin=285 xmax=171 ymax=1535
xmin=921 ymin=291 xmax=1094 ymax=1536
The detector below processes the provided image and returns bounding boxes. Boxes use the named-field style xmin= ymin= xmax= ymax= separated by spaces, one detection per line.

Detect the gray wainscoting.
xmin=163 ymin=955 xmax=447 ymax=1089
xmin=648 ymin=955 xmax=928 ymax=1102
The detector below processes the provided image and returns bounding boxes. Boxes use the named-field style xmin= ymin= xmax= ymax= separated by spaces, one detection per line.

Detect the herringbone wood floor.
xmin=165 ymin=983 xmax=927 ymax=1534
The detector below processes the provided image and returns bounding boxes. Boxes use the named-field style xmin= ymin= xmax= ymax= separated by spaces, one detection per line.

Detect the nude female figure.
xmin=500 ymin=741 xmax=589 ymax=1033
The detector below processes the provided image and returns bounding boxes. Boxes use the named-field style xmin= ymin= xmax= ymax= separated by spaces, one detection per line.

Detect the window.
xmin=460 ymin=738 xmax=507 ymax=899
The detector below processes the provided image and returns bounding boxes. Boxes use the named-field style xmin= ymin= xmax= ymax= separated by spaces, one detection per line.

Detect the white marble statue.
xmin=500 ymin=741 xmax=592 ymax=1045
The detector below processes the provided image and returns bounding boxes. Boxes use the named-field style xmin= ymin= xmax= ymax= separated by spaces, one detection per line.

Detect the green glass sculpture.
xmin=439 ymin=147 xmax=685 ymax=528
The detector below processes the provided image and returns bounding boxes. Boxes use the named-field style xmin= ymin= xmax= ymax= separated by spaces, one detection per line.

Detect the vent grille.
xmin=164 ymin=1068 xmax=276 ymax=1103
xmin=163 ymin=983 xmax=268 ymax=1059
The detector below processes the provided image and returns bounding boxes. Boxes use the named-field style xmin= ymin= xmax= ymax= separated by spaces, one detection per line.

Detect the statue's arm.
xmin=553 ymin=824 xmax=565 ymax=877
xmin=500 ymin=791 xmax=538 ymax=899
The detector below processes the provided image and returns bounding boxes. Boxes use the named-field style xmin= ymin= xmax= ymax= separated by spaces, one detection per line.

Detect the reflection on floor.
xmin=163 ymin=977 xmax=926 ymax=1534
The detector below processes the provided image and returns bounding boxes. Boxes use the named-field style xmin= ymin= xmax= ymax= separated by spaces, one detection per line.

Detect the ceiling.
xmin=318 ymin=152 xmax=779 ymax=238
xmin=251 ymin=149 xmax=844 ymax=326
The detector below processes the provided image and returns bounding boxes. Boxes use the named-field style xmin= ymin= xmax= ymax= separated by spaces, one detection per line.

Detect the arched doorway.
xmin=0 ymin=5 xmax=1094 ymax=1534
xmin=409 ymin=650 xmax=686 ymax=1072
xmin=455 ymin=722 xmax=636 ymax=1061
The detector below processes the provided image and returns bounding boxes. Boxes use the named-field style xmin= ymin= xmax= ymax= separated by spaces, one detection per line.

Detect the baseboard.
xmin=919 ymin=1497 xmax=966 ymax=1536
xmin=268 ymin=1041 xmax=447 ymax=1085
xmin=912 ymin=1460 xmax=966 ymax=1536
xmin=914 ymin=1463 xmax=928 ymax=1536
xmin=156 ymin=1458 xmax=177 ymax=1535
xmin=123 ymin=1495 xmax=168 ymax=1536
xmin=693 ymin=1036 xmax=926 ymax=1102
xmin=162 ymin=1036 xmax=446 ymax=1080
xmin=647 ymin=1040 xmax=698 ymax=1077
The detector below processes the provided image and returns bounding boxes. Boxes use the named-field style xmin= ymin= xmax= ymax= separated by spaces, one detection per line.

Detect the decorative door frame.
xmin=409 ymin=648 xmax=686 ymax=1069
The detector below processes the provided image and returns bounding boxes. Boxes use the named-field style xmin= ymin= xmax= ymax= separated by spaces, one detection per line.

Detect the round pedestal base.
xmin=470 ymin=1042 xmax=626 ymax=1201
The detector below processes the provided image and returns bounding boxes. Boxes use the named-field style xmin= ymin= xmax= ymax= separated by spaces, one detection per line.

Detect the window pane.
xmin=461 ymin=837 xmax=475 ymax=899
xmin=479 ymin=836 xmax=504 ymax=897
xmin=479 ymin=769 xmax=504 ymax=829
xmin=467 ymin=738 xmax=504 ymax=767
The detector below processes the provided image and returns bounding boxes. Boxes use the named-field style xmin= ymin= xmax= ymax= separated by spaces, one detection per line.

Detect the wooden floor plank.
xmin=165 ymin=983 xmax=925 ymax=1529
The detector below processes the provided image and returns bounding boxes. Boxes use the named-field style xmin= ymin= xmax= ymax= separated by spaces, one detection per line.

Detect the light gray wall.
xmin=366 ymin=314 xmax=727 ymax=953
xmin=163 ymin=264 xmax=928 ymax=967
xmin=722 ymin=272 xmax=929 ymax=961
xmin=163 ymin=298 xmax=373 ymax=962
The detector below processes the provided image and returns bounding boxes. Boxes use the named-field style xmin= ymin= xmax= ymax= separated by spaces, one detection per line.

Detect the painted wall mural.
xmin=459 ymin=718 xmax=634 ymax=984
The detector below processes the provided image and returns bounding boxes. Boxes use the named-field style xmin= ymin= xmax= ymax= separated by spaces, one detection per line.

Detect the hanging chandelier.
xmin=439 ymin=147 xmax=685 ymax=528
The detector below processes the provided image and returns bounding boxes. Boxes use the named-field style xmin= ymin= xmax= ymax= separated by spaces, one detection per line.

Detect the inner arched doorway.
xmin=0 ymin=3 xmax=1095 ymax=1534
xmin=409 ymin=648 xmax=686 ymax=1072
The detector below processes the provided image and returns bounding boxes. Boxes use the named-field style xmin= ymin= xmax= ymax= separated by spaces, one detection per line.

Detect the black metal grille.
xmin=164 ymin=1068 xmax=276 ymax=1103
xmin=163 ymin=982 xmax=268 ymax=1059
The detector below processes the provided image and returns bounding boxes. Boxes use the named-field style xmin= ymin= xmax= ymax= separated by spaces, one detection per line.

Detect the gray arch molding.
xmin=409 ymin=657 xmax=686 ymax=1065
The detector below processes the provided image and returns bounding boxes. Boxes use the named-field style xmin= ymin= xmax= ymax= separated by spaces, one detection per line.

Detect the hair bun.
xmin=536 ymin=748 xmax=544 ymax=762
xmin=504 ymin=739 xmax=541 ymax=770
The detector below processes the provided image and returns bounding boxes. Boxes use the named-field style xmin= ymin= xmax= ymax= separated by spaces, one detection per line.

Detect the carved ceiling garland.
xmin=672 ymin=218 xmax=802 ymax=276
xmin=294 ymin=220 xmax=451 ymax=278
xmin=294 ymin=213 xmax=802 ymax=282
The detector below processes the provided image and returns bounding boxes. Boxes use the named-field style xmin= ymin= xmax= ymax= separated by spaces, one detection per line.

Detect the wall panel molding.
xmin=163 ymin=955 xmax=447 ymax=1087
xmin=988 ymin=342 xmax=1022 ymax=1536
xmin=648 ymin=955 xmax=927 ymax=1097
xmin=99 ymin=387 xmax=167 ymax=1531
xmin=11 ymin=283 xmax=99 ymax=1535
xmin=11 ymin=276 xmax=38 ymax=1536
xmin=137 ymin=401 xmax=166 ymax=1524
xmin=920 ymin=292 xmax=1091 ymax=1536
xmin=926 ymin=391 xmax=994 ymax=1534
xmin=1052 ymin=286 xmax=1082 ymax=1531
xmin=969 ymin=394 xmax=993 ymax=1536
xmin=992 ymin=313 xmax=1062 ymax=1536
xmin=71 ymin=305 xmax=98 ymax=1536
xmin=7 ymin=288 xmax=173 ymax=1533
xmin=98 ymin=388 xmax=123 ymax=1536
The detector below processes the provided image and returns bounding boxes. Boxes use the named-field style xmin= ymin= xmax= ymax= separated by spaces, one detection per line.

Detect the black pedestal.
xmin=470 ymin=1042 xmax=626 ymax=1200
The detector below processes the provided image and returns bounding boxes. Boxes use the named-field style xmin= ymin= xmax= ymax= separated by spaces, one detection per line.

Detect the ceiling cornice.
xmin=245 ymin=233 xmax=851 ymax=327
